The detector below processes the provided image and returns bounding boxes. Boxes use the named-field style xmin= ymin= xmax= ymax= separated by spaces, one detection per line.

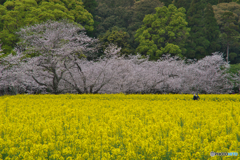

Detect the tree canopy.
xmin=0 ymin=0 xmax=93 ymax=54
xmin=1 ymin=0 xmax=240 ymax=63
xmin=185 ymin=0 xmax=221 ymax=59
xmin=135 ymin=4 xmax=190 ymax=60
xmin=213 ymin=2 xmax=240 ymax=62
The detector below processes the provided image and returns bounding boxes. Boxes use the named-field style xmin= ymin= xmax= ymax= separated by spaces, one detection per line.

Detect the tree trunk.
xmin=226 ymin=43 xmax=229 ymax=63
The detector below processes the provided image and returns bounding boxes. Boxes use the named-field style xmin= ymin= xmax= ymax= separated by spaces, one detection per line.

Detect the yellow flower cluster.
xmin=0 ymin=94 xmax=240 ymax=160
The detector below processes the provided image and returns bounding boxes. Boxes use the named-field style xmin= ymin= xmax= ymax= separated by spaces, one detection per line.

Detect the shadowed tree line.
xmin=0 ymin=0 xmax=240 ymax=63
xmin=83 ymin=0 xmax=240 ymax=63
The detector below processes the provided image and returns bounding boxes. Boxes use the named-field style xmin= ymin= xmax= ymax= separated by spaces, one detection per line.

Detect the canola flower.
xmin=0 ymin=94 xmax=240 ymax=160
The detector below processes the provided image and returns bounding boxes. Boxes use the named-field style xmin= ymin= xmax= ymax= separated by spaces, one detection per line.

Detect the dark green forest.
xmin=1 ymin=0 xmax=240 ymax=63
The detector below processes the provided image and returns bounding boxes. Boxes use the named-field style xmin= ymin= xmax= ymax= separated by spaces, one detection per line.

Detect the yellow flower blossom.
xmin=0 ymin=94 xmax=240 ymax=159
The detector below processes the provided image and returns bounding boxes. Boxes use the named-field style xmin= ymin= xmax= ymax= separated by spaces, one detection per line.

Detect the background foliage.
xmin=1 ymin=0 xmax=240 ymax=63
xmin=90 ymin=0 xmax=240 ymax=63
xmin=0 ymin=0 xmax=93 ymax=54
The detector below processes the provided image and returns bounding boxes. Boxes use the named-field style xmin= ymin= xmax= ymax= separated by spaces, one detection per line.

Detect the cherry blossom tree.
xmin=0 ymin=20 xmax=234 ymax=95
xmin=10 ymin=20 xmax=99 ymax=94
xmin=182 ymin=52 xmax=233 ymax=94
xmin=105 ymin=52 xmax=232 ymax=94
xmin=62 ymin=44 xmax=123 ymax=94
xmin=0 ymin=51 xmax=42 ymax=95
xmin=105 ymin=54 xmax=186 ymax=94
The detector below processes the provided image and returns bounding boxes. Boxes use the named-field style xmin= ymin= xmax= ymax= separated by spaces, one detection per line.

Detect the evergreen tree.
xmin=127 ymin=0 xmax=164 ymax=49
xmin=83 ymin=0 xmax=97 ymax=15
xmin=185 ymin=0 xmax=208 ymax=59
xmin=218 ymin=0 xmax=232 ymax=3
xmin=99 ymin=26 xmax=132 ymax=55
xmin=219 ymin=11 xmax=240 ymax=62
xmin=135 ymin=4 xmax=190 ymax=60
xmin=94 ymin=0 xmax=164 ymax=53
xmin=0 ymin=0 xmax=6 ymax=5
xmin=232 ymin=0 xmax=240 ymax=4
xmin=185 ymin=0 xmax=220 ymax=59
xmin=160 ymin=0 xmax=173 ymax=6
xmin=208 ymin=0 xmax=218 ymax=5
xmin=96 ymin=0 xmax=135 ymax=7
xmin=213 ymin=2 xmax=240 ymax=63
xmin=204 ymin=3 xmax=221 ymax=53
xmin=94 ymin=3 xmax=132 ymax=37
xmin=174 ymin=0 xmax=217 ymax=14
xmin=82 ymin=0 xmax=98 ymax=37
xmin=174 ymin=0 xmax=192 ymax=11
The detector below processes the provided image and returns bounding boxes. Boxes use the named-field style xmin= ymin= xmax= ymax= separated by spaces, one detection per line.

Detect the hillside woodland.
xmin=1 ymin=0 xmax=240 ymax=94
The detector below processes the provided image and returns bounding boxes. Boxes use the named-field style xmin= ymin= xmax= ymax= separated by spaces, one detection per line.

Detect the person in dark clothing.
xmin=193 ymin=94 xmax=200 ymax=100
xmin=193 ymin=94 xmax=197 ymax=100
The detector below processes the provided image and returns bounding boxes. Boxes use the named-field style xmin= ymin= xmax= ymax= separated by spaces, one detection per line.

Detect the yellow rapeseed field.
xmin=0 ymin=94 xmax=240 ymax=160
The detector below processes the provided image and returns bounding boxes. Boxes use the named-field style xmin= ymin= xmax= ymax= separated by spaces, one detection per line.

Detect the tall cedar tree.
xmin=83 ymin=0 xmax=98 ymax=37
xmin=213 ymin=2 xmax=240 ymax=63
xmin=204 ymin=3 xmax=221 ymax=54
xmin=220 ymin=12 xmax=239 ymax=62
xmin=186 ymin=0 xmax=208 ymax=59
xmin=185 ymin=0 xmax=220 ymax=59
